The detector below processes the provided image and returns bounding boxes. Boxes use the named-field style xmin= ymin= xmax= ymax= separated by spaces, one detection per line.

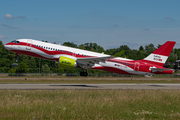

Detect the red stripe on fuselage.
xmin=10 ymin=50 xmax=59 ymax=61
xmin=9 ymin=42 xmax=97 ymax=58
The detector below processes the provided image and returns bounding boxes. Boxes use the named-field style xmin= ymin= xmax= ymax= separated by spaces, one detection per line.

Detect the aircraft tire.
xmin=80 ymin=72 xmax=88 ymax=77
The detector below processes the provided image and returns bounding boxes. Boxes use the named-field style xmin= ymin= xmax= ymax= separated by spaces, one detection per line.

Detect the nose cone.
xmin=4 ymin=43 xmax=11 ymax=50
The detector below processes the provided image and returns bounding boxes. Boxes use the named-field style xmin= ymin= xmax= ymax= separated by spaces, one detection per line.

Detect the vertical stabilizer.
xmin=142 ymin=41 xmax=176 ymax=66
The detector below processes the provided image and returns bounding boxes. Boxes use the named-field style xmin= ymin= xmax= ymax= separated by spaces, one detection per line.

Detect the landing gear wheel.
xmin=80 ymin=71 xmax=88 ymax=77
xmin=83 ymin=72 xmax=88 ymax=77
xmin=80 ymin=72 xmax=83 ymax=76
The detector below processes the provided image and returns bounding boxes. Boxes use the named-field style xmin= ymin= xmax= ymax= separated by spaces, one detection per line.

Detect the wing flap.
xmin=77 ymin=56 xmax=114 ymax=69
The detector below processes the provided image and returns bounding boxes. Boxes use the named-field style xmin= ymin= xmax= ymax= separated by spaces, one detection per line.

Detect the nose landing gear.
xmin=15 ymin=55 xmax=19 ymax=63
xmin=16 ymin=53 xmax=20 ymax=63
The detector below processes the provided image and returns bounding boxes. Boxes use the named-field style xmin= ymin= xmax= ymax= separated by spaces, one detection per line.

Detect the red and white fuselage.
xmin=5 ymin=39 xmax=176 ymax=75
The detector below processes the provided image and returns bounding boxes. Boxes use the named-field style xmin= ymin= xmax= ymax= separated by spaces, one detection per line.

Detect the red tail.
xmin=153 ymin=41 xmax=176 ymax=56
xmin=140 ymin=41 xmax=176 ymax=66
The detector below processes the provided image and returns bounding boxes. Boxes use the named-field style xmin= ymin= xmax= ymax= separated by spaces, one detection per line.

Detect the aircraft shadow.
xmin=148 ymin=85 xmax=166 ymax=87
xmin=49 ymin=84 xmax=98 ymax=88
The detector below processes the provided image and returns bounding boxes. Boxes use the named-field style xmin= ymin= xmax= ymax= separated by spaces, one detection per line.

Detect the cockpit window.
xmin=11 ymin=40 xmax=16 ymax=43
xmin=11 ymin=40 xmax=19 ymax=44
xmin=15 ymin=41 xmax=19 ymax=44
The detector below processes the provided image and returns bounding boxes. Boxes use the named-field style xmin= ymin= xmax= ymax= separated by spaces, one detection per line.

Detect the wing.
xmin=77 ymin=56 xmax=114 ymax=69
xmin=151 ymin=68 xmax=173 ymax=73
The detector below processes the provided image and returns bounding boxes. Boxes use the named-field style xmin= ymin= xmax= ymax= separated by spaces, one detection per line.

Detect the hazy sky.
xmin=0 ymin=0 xmax=180 ymax=49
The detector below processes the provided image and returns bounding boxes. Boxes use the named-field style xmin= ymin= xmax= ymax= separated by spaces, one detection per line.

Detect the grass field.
xmin=0 ymin=90 xmax=180 ymax=119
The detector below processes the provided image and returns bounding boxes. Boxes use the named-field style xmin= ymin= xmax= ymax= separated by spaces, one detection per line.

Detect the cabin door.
xmin=26 ymin=40 xmax=32 ymax=50
xmin=134 ymin=62 xmax=140 ymax=71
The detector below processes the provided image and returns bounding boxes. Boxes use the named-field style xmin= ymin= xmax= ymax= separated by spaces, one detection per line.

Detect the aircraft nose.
xmin=4 ymin=43 xmax=11 ymax=50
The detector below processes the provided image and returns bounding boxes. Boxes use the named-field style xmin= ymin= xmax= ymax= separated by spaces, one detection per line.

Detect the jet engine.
xmin=57 ymin=56 xmax=77 ymax=69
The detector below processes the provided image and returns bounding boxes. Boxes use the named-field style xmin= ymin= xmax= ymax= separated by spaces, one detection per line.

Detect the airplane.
xmin=4 ymin=39 xmax=176 ymax=76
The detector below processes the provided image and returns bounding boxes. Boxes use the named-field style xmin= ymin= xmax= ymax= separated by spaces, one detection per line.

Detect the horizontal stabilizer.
xmin=151 ymin=68 xmax=173 ymax=73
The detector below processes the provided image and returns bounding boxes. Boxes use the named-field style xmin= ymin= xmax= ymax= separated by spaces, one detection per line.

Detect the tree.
xmin=167 ymin=50 xmax=178 ymax=62
xmin=78 ymin=43 xmax=104 ymax=53
xmin=17 ymin=62 xmax=29 ymax=73
xmin=145 ymin=43 xmax=156 ymax=56
xmin=42 ymin=64 xmax=52 ymax=75
xmin=139 ymin=46 xmax=144 ymax=51
xmin=56 ymin=68 xmax=64 ymax=75
xmin=63 ymin=42 xmax=78 ymax=48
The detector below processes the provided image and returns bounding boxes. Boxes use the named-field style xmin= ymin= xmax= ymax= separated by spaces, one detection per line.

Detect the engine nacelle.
xmin=58 ymin=56 xmax=77 ymax=69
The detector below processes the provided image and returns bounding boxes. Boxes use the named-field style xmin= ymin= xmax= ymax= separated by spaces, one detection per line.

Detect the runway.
xmin=1 ymin=83 xmax=180 ymax=90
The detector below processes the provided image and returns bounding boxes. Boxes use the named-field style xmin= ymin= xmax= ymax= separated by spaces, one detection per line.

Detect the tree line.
xmin=0 ymin=40 xmax=179 ymax=74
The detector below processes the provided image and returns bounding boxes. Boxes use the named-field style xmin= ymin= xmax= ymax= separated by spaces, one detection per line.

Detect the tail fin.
xmin=141 ymin=41 xmax=176 ymax=66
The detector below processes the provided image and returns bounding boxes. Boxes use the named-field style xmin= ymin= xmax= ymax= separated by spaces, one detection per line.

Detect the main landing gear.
xmin=80 ymin=69 xmax=88 ymax=77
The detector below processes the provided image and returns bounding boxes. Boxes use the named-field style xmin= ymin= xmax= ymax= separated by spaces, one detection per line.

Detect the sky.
xmin=0 ymin=0 xmax=180 ymax=50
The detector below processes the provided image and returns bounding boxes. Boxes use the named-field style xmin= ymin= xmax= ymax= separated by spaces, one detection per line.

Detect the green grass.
xmin=0 ymin=90 xmax=180 ymax=119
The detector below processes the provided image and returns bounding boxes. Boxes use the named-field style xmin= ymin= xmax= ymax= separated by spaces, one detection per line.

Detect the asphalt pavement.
xmin=1 ymin=83 xmax=180 ymax=90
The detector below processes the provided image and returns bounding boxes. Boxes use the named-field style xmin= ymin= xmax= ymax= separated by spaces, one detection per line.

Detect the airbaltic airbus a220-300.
xmin=5 ymin=39 xmax=176 ymax=76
